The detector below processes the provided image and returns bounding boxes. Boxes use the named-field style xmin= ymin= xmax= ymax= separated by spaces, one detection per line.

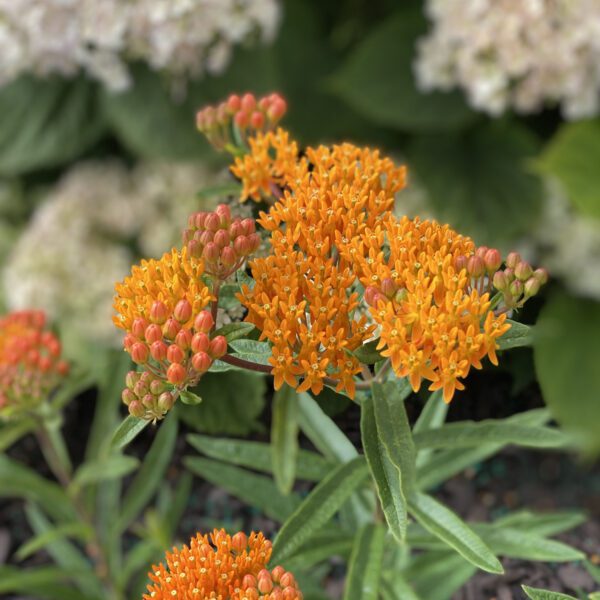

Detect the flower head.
xmin=144 ymin=529 xmax=302 ymax=600
xmin=0 ymin=310 xmax=69 ymax=418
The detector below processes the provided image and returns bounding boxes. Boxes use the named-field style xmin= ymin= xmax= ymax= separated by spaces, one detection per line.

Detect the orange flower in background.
xmin=0 ymin=310 xmax=69 ymax=415
xmin=231 ymin=128 xmax=299 ymax=202
xmin=144 ymin=529 xmax=302 ymax=600
xmin=349 ymin=215 xmax=511 ymax=402
xmin=113 ymin=246 xmax=212 ymax=333
xmin=238 ymin=141 xmax=406 ymax=397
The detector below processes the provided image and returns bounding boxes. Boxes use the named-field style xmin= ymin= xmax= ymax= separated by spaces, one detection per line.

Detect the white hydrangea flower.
xmin=0 ymin=0 xmax=281 ymax=91
xmin=2 ymin=159 xmax=222 ymax=345
xmin=415 ymin=0 xmax=600 ymax=119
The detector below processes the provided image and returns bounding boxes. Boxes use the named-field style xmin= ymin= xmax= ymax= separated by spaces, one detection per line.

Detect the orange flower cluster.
xmin=239 ymin=136 xmax=407 ymax=397
xmin=346 ymin=215 xmax=511 ymax=402
xmin=114 ymin=248 xmax=228 ymax=419
xmin=0 ymin=310 xmax=68 ymax=416
xmin=230 ymin=128 xmax=299 ymax=202
xmin=144 ymin=529 xmax=302 ymax=600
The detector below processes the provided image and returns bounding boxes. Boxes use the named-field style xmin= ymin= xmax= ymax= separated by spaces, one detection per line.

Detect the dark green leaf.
xmin=15 ymin=523 xmax=93 ymax=561
xmin=110 ymin=415 xmax=149 ymax=451
xmin=272 ymin=384 xmax=299 ymax=495
xmin=0 ymin=566 xmax=82 ymax=599
xmin=353 ymin=340 xmax=383 ymax=364
xmin=0 ymin=419 xmax=36 ymax=452
xmin=271 ymin=457 xmax=369 ymax=563
xmin=534 ymin=291 xmax=600 ymax=455
xmin=229 ymin=339 xmax=272 ymax=365
xmin=213 ymin=322 xmax=255 ymax=343
xmin=73 ymin=455 xmax=139 ymax=487
xmin=343 ymin=524 xmax=385 ymax=600
xmin=498 ymin=320 xmax=533 ymax=350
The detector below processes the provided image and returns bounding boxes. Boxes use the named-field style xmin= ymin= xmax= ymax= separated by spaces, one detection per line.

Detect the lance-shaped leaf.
xmin=271 ymin=457 xmax=369 ymax=563
xmin=0 ymin=566 xmax=84 ymax=600
xmin=522 ymin=586 xmax=578 ymax=600
xmin=380 ymin=576 xmax=422 ymax=600
xmin=212 ymin=322 xmax=256 ymax=343
xmin=343 ymin=524 xmax=385 ymax=600
xmin=360 ymin=394 xmax=407 ymax=542
xmin=498 ymin=320 xmax=533 ymax=350
xmin=407 ymin=492 xmax=503 ymax=574
xmin=272 ymin=384 xmax=299 ymax=494
xmin=110 ymin=416 xmax=149 ymax=451
xmin=72 ymin=455 xmax=139 ymax=487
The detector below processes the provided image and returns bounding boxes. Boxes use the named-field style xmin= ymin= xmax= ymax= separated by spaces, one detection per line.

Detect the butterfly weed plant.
xmin=0 ymin=93 xmax=595 ymax=600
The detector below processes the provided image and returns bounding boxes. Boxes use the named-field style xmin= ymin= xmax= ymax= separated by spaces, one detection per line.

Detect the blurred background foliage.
xmin=0 ymin=0 xmax=598 ymax=447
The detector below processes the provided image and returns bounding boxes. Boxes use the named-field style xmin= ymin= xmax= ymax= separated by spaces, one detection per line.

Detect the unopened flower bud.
xmin=515 ymin=261 xmax=533 ymax=281
xmin=506 ymin=251 xmax=521 ymax=269
xmin=467 ymin=255 xmax=485 ymax=278
xmin=524 ymin=277 xmax=541 ymax=298
xmin=150 ymin=379 xmax=167 ymax=395
xmin=191 ymin=332 xmax=210 ymax=353
xmin=150 ymin=301 xmax=169 ymax=325
xmin=199 ymin=230 xmax=214 ymax=246
xmin=174 ymin=299 xmax=193 ymax=324
xmin=234 ymin=235 xmax=250 ymax=256
xmin=533 ymin=267 xmax=548 ymax=285
xmin=205 ymin=213 xmax=221 ymax=232
xmin=258 ymin=575 xmax=273 ymax=594
xmin=134 ymin=379 xmax=149 ymax=397
xmin=163 ymin=318 xmax=180 ymax=340
xmin=122 ymin=388 xmax=136 ymax=406
xmin=484 ymin=248 xmax=502 ymax=272
xmin=142 ymin=393 xmax=155 ymax=409
xmin=267 ymin=96 xmax=287 ymax=121
xmin=203 ymin=241 xmax=220 ymax=263
xmin=270 ymin=589 xmax=283 ymax=600
xmin=283 ymin=586 xmax=297 ymax=600
xmin=240 ymin=218 xmax=256 ymax=236
xmin=234 ymin=110 xmax=250 ymax=129
xmin=271 ymin=566 xmax=285 ymax=584
xmin=175 ymin=328 xmax=193 ymax=351
xmin=125 ymin=371 xmax=138 ymax=390
xmin=213 ymin=229 xmax=230 ymax=248
xmin=132 ymin=318 xmax=148 ymax=339
xmin=150 ymin=340 xmax=168 ymax=362
xmin=504 ymin=267 xmax=515 ymax=281
xmin=221 ymin=246 xmax=237 ymax=267
xmin=128 ymin=400 xmax=145 ymax=418
xmin=209 ymin=335 xmax=227 ymax=359
xmin=187 ymin=239 xmax=203 ymax=259
xmin=247 ymin=233 xmax=261 ymax=253
xmin=241 ymin=93 xmax=256 ymax=112
xmin=231 ymin=532 xmax=247 ymax=552
xmin=131 ymin=342 xmax=149 ymax=364
xmin=493 ymin=271 xmax=508 ymax=291
xmin=280 ymin=573 xmax=295 ymax=588
xmin=194 ymin=311 xmax=214 ymax=333
xmin=381 ymin=278 xmax=397 ymax=298
xmin=167 ymin=363 xmax=186 ymax=385
xmin=229 ymin=220 xmax=243 ymax=239
xmin=167 ymin=344 xmax=185 ymax=364
xmin=509 ymin=280 xmax=523 ymax=297
xmin=145 ymin=324 xmax=163 ymax=344
xmin=158 ymin=392 xmax=175 ymax=412
xmin=394 ymin=288 xmax=408 ymax=304
xmin=227 ymin=94 xmax=241 ymax=113
xmin=192 ymin=351 xmax=212 ymax=373
xmin=242 ymin=574 xmax=257 ymax=590
xmin=250 ymin=110 xmax=264 ymax=129
xmin=454 ymin=255 xmax=468 ymax=272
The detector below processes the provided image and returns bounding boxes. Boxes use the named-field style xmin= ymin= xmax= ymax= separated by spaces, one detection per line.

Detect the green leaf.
xmin=498 ymin=320 xmax=533 ymax=350
xmin=407 ymin=492 xmax=503 ymax=574
xmin=197 ymin=182 xmax=243 ymax=201
xmin=298 ymin=392 xmax=358 ymax=463
xmin=0 ymin=418 xmax=36 ymax=452
xmin=380 ymin=576 xmax=422 ymax=600
xmin=343 ymin=524 xmax=385 ymax=600
xmin=522 ymin=585 xmax=578 ymax=600
xmin=360 ymin=394 xmax=407 ymax=542
xmin=179 ymin=371 xmax=266 ymax=435
xmin=371 ymin=380 xmax=417 ymax=492
xmin=213 ymin=322 xmax=255 ymax=343
xmin=15 ymin=522 xmax=93 ymax=561
xmin=272 ymin=384 xmax=299 ymax=495
xmin=184 ymin=456 xmax=301 ymax=522
xmin=271 ymin=457 xmax=369 ymax=563
xmin=229 ymin=339 xmax=272 ymax=365
xmin=413 ymin=390 xmax=447 ymax=468
xmin=73 ymin=454 xmax=139 ymax=487
xmin=0 ymin=76 xmax=105 ymax=175
xmin=118 ymin=539 xmax=162 ymax=591
xmin=180 ymin=390 xmax=203 ymax=405
xmin=353 ymin=340 xmax=383 ymax=364
xmin=0 ymin=566 xmax=82 ymax=599
xmin=534 ymin=291 xmax=600 ymax=455
xmin=585 ymin=560 xmax=600 ymax=586
xmin=187 ymin=434 xmax=333 ymax=481
xmin=110 ymin=415 xmax=149 ymax=451
xmin=281 ymin=532 xmax=354 ymax=571
xmin=493 ymin=510 xmax=586 ymax=537
xmin=413 ymin=420 xmax=569 ymax=450
xmin=114 ymin=411 xmax=178 ymax=533
xmin=537 ymin=119 xmax=600 ymax=220
xmin=331 ymin=10 xmax=473 ymax=133
xmin=408 ymin=121 xmax=543 ymax=245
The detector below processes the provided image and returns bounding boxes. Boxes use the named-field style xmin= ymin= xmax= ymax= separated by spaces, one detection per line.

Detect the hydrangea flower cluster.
xmin=145 ymin=529 xmax=302 ymax=600
xmin=0 ymin=310 xmax=68 ymax=418
xmin=415 ymin=0 xmax=600 ymax=118
xmin=0 ymin=0 xmax=281 ymax=92
xmin=2 ymin=160 xmax=220 ymax=345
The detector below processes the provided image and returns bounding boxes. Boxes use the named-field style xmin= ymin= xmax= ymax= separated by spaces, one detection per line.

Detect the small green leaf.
xmin=179 ymin=390 xmax=203 ymax=405
xmin=522 ymin=585 xmax=578 ymax=600
xmin=272 ymin=384 xmax=299 ymax=495
xmin=493 ymin=510 xmax=586 ymax=537
xmin=15 ymin=523 xmax=93 ymax=561
xmin=360 ymin=395 xmax=407 ymax=542
xmin=212 ymin=322 xmax=255 ymax=343
xmin=271 ymin=457 xmax=369 ymax=563
xmin=353 ymin=340 xmax=383 ymax=364
xmin=229 ymin=339 xmax=272 ymax=365
xmin=413 ymin=421 xmax=569 ymax=450
xmin=343 ymin=524 xmax=385 ymax=600
xmin=187 ymin=434 xmax=333 ymax=481
xmin=110 ymin=415 xmax=149 ymax=451
xmin=498 ymin=320 xmax=533 ymax=350
xmin=197 ymin=182 xmax=243 ymax=200
xmin=184 ymin=456 xmax=301 ymax=522
xmin=73 ymin=455 xmax=139 ymax=487
xmin=408 ymin=492 xmax=503 ymax=574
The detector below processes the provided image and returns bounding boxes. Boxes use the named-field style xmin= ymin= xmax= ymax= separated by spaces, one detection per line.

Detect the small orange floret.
xmin=144 ymin=529 xmax=302 ymax=600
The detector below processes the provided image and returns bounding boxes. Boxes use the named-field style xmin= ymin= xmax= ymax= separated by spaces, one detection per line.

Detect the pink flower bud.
xmin=205 ymin=213 xmax=221 ymax=232
xmin=484 ymin=248 xmax=502 ymax=272
xmin=194 ymin=311 xmax=214 ymax=333
xmin=150 ymin=379 xmax=167 ymax=395
xmin=187 ymin=239 xmax=203 ymax=259
xmin=192 ymin=351 xmax=212 ymax=373
xmin=241 ymin=93 xmax=256 ymax=112
xmin=199 ymin=230 xmax=214 ymax=246
xmin=150 ymin=301 xmax=169 ymax=325
xmin=125 ymin=371 xmax=138 ymax=390
xmin=381 ymin=278 xmax=397 ymax=298
xmin=493 ymin=271 xmax=508 ymax=291
xmin=134 ymin=380 xmax=149 ymax=398
xmin=231 ymin=532 xmax=247 ymax=552
xmin=533 ymin=268 xmax=548 ymax=285
xmin=194 ymin=212 xmax=208 ymax=230
xmin=167 ymin=344 xmax=185 ymax=364
xmin=242 ymin=574 xmax=257 ymax=590
xmin=283 ymin=586 xmax=297 ymax=600
xmin=506 ymin=251 xmax=521 ymax=269
xmin=229 ymin=220 xmax=243 ymax=239
xmin=162 ymin=318 xmax=181 ymax=340
xmin=467 ymin=255 xmax=485 ymax=278
xmin=250 ymin=111 xmax=265 ymax=129
xmin=524 ymin=278 xmax=541 ymax=297
xmin=271 ymin=567 xmax=285 ymax=584
xmin=150 ymin=340 xmax=168 ymax=362
xmin=203 ymin=242 xmax=220 ymax=263
xmin=280 ymin=573 xmax=295 ymax=588
xmin=241 ymin=218 xmax=256 ymax=236
xmin=234 ymin=235 xmax=249 ymax=256
xmin=145 ymin=324 xmax=163 ymax=344
xmin=131 ymin=342 xmax=149 ymax=364
xmin=234 ymin=110 xmax=250 ymax=129
xmin=216 ymin=102 xmax=228 ymax=123
xmin=132 ymin=317 xmax=148 ymax=339
xmin=167 ymin=363 xmax=186 ymax=385
xmin=270 ymin=589 xmax=283 ymax=600
xmin=123 ymin=333 xmax=136 ymax=351
xmin=509 ymin=280 xmax=523 ymax=297
xmin=214 ymin=229 xmax=230 ymax=248
xmin=209 ymin=335 xmax=227 ymax=359
xmin=191 ymin=332 xmax=210 ymax=353
xmin=221 ymin=246 xmax=237 ymax=267
xmin=515 ymin=261 xmax=533 ymax=281
xmin=158 ymin=391 xmax=175 ymax=412
xmin=174 ymin=299 xmax=192 ymax=324
xmin=475 ymin=245 xmax=489 ymax=259
xmin=128 ymin=400 xmax=145 ymax=418
xmin=195 ymin=109 xmax=206 ymax=131
xmin=122 ymin=388 xmax=136 ymax=406
xmin=175 ymin=328 xmax=192 ymax=351
xmin=454 ymin=255 xmax=468 ymax=272
xmin=364 ymin=286 xmax=380 ymax=307
xmin=227 ymin=94 xmax=241 ymax=113
xmin=267 ymin=96 xmax=287 ymax=122
xmin=247 ymin=233 xmax=261 ymax=253
xmin=258 ymin=575 xmax=273 ymax=594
